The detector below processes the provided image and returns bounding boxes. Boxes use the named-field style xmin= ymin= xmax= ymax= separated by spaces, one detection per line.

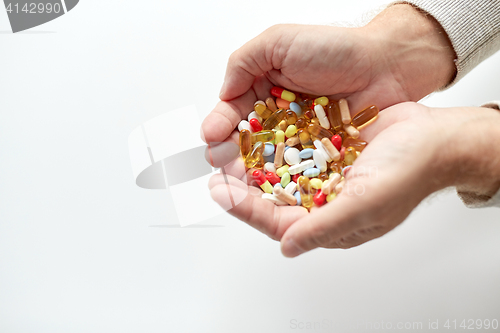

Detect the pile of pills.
xmin=237 ymin=86 xmax=379 ymax=209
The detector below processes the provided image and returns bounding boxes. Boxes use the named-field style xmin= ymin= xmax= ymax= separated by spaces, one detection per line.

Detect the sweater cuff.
xmin=392 ymin=0 xmax=500 ymax=86
xmin=457 ymin=101 xmax=500 ymax=209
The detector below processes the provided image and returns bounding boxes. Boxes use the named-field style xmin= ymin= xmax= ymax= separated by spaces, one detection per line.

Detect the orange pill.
xmin=276 ymin=98 xmax=290 ymax=109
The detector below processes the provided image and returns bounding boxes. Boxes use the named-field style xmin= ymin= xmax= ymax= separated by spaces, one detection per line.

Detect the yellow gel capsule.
xmin=344 ymin=147 xmax=357 ymax=166
xmin=251 ymin=130 xmax=275 ymax=144
xmin=275 ymin=130 xmax=285 ymax=144
xmin=310 ymin=178 xmax=323 ymax=190
xmin=351 ymin=105 xmax=379 ymax=128
xmin=239 ymin=129 xmax=251 ymax=157
xmin=286 ymin=110 xmax=297 ymax=125
xmin=326 ymin=101 xmax=343 ymax=132
xmin=276 ymin=165 xmax=289 ymax=177
xmin=314 ymin=96 xmax=329 ymax=107
xmin=263 ymin=108 xmax=287 ymax=130
xmin=326 ymin=192 xmax=337 ymax=202
xmin=254 ymin=102 xmax=273 ymax=119
xmin=277 ymin=119 xmax=288 ymax=131
xmin=298 ymin=176 xmax=313 ymax=209
xmin=295 ymin=118 xmax=307 ymax=129
xmin=307 ymin=123 xmax=334 ymax=140
xmin=298 ymin=128 xmax=314 ymax=149
xmin=245 ymin=141 xmax=264 ymax=168
xmin=284 ymin=125 xmax=298 ymax=138
xmin=342 ymin=137 xmax=368 ymax=152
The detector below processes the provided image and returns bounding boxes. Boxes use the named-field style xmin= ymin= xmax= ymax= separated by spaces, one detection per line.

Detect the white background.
xmin=1 ymin=0 xmax=499 ymax=332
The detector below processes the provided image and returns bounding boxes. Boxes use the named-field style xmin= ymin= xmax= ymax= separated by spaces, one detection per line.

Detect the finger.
xmin=210 ymin=174 xmax=308 ymax=240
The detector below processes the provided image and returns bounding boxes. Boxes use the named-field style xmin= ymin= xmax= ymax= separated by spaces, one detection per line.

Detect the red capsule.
xmin=249 ymin=118 xmax=263 ymax=132
xmin=313 ymin=190 xmax=327 ymax=206
xmin=292 ymin=173 xmax=301 ymax=184
xmin=265 ymin=172 xmax=281 ymax=185
xmin=252 ymin=170 xmax=266 ymax=186
xmin=331 ymin=135 xmax=342 ymax=151
xmin=271 ymin=87 xmax=296 ymax=102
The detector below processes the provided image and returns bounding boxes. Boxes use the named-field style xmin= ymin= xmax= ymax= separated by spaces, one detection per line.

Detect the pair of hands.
xmin=200 ymin=5 xmax=497 ymax=257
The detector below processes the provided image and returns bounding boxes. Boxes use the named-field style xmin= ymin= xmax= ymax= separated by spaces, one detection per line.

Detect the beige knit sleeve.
xmin=393 ymin=0 xmax=500 ymax=85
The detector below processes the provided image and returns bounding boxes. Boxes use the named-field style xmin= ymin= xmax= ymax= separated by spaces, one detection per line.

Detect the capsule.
xmin=265 ymin=97 xmax=278 ymax=111
xmin=251 ymin=130 xmax=275 ymax=144
xmin=326 ymin=101 xmax=343 ymax=132
xmin=338 ymin=98 xmax=351 ymax=124
xmin=331 ymin=134 xmax=342 ymax=151
xmin=298 ymin=176 xmax=313 ymax=209
xmin=271 ymin=86 xmax=296 ymax=102
xmin=265 ymin=172 xmax=281 ymax=185
xmin=263 ymin=108 xmax=287 ymax=130
xmin=245 ymin=141 xmax=264 ymax=168
xmin=275 ymin=130 xmax=285 ymax=144
xmin=254 ymin=101 xmax=273 ymax=119
xmin=285 ymin=136 xmax=300 ymax=147
xmin=342 ymin=137 xmax=367 ymax=151
xmin=330 ymin=161 xmax=343 ymax=174
xmin=298 ymin=128 xmax=314 ymax=149
xmin=286 ymin=110 xmax=298 ymax=125
xmin=277 ymin=120 xmax=287 ymax=131
xmin=318 ymin=173 xmax=329 ymax=182
xmin=314 ymin=96 xmax=329 ymax=107
xmin=304 ymin=109 xmax=315 ymax=120
xmin=313 ymin=190 xmax=327 ymax=206
xmin=314 ymin=104 xmax=330 ymax=129
xmin=274 ymin=185 xmax=297 ymax=206
xmin=276 ymin=98 xmax=290 ymax=109
xmin=249 ymin=118 xmax=263 ymax=132
xmin=307 ymin=123 xmax=334 ymax=140
xmin=320 ymin=137 xmax=340 ymax=162
xmin=285 ymin=125 xmax=298 ymax=138
xmin=344 ymin=124 xmax=360 ymax=139
xmin=239 ymin=129 xmax=251 ymax=157
xmin=344 ymin=147 xmax=357 ymax=166
xmin=252 ymin=169 xmax=273 ymax=194
xmin=274 ymin=142 xmax=285 ymax=168
xmin=351 ymin=105 xmax=379 ymax=128
xmin=295 ymin=117 xmax=307 ymax=129
xmin=336 ymin=130 xmax=347 ymax=141
xmin=321 ymin=173 xmax=341 ymax=195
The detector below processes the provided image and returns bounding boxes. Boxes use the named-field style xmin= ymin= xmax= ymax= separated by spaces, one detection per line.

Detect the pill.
xmin=351 ymin=105 xmax=379 ymax=127
xmin=326 ymin=192 xmax=336 ymax=202
xmin=249 ymin=118 xmax=263 ymax=132
xmin=288 ymin=163 xmax=305 ymax=175
xmin=304 ymin=168 xmax=320 ymax=178
xmin=253 ymin=169 xmax=273 ymax=194
xmin=285 ymin=181 xmax=297 ymax=195
xmin=277 ymin=120 xmax=288 ymax=131
xmin=280 ymin=172 xmax=291 ymax=187
xmin=314 ymin=96 xmax=329 ymax=106
xmin=313 ymin=140 xmax=333 ymax=163
xmin=339 ymin=98 xmax=351 ymax=124
xmin=307 ymin=123 xmax=334 ymax=140
xmin=298 ymin=128 xmax=314 ymax=149
xmin=331 ymin=134 xmax=342 ymax=151
xmin=344 ymin=124 xmax=360 ymax=139
xmin=300 ymin=159 xmax=315 ymax=170
xmin=264 ymin=162 xmax=276 ymax=174
xmin=276 ymin=165 xmax=289 ymax=177
xmin=266 ymin=171 xmax=281 ymax=185
xmin=321 ymin=173 xmax=341 ymax=195
xmin=285 ymin=125 xmax=298 ymax=138
xmin=289 ymin=102 xmax=302 ymax=116
xmin=340 ymin=147 xmax=346 ymax=161
xmin=238 ymin=120 xmax=253 ymax=133
xmin=286 ymin=110 xmax=298 ymax=125
xmin=313 ymin=149 xmax=327 ymax=172
xmin=326 ymin=101 xmax=343 ymax=132
xmin=310 ymin=178 xmax=323 ymax=190
xmin=314 ymin=104 xmax=330 ymax=129
xmin=275 ymin=98 xmax=290 ymax=110
xmin=275 ymin=130 xmax=285 ymax=144
xmin=274 ymin=142 xmax=285 ymax=168
xmin=263 ymin=108 xmax=287 ymax=130
xmin=265 ymin=97 xmax=278 ymax=111
xmin=263 ymin=142 xmax=275 ymax=156
xmin=244 ymin=141 xmax=264 ymax=168
xmin=284 ymin=147 xmax=301 ymax=165
xmin=248 ymin=111 xmax=262 ymax=123
xmin=304 ymin=109 xmax=315 ymax=120
xmin=335 ymin=179 xmax=345 ymax=194
xmin=262 ymin=193 xmax=287 ymax=206
xmin=295 ymin=118 xmax=307 ymax=129
xmin=251 ymin=130 xmax=275 ymax=144
xmin=320 ymin=137 xmax=340 ymax=162
xmin=298 ymin=176 xmax=313 ymax=209
xmin=274 ymin=185 xmax=297 ymax=206
xmin=344 ymin=147 xmax=357 ymax=165
xmin=342 ymin=137 xmax=367 ymax=152
xmin=254 ymin=101 xmax=273 ymax=119
xmin=239 ymin=129 xmax=251 ymax=157
xmin=330 ymin=161 xmax=343 ymax=174
xmin=299 ymin=148 xmax=314 ymax=159
xmin=271 ymin=86 xmax=296 ymax=102
xmin=285 ymin=136 xmax=300 ymax=147
xmin=294 ymin=191 xmax=302 ymax=206
xmin=318 ymin=173 xmax=329 ymax=182
xmin=313 ymin=190 xmax=327 ymax=206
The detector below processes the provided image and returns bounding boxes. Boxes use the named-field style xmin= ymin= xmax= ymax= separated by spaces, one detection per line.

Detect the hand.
xmin=201 ymin=4 xmax=456 ymax=147
xmin=209 ymin=102 xmax=500 ymax=257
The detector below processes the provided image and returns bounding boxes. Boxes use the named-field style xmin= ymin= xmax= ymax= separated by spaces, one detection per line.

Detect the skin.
xmin=201 ymin=4 xmax=499 ymax=257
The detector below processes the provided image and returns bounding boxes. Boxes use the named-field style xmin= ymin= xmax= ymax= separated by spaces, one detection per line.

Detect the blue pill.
xmin=299 ymin=148 xmax=314 ymax=159
xmin=290 ymin=102 xmax=302 ymax=116
xmin=263 ymin=142 xmax=275 ymax=156
xmin=303 ymin=167 xmax=320 ymax=178
xmin=294 ymin=191 xmax=301 ymax=206
xmin=264 ymin=153 xmax=275 ymax=163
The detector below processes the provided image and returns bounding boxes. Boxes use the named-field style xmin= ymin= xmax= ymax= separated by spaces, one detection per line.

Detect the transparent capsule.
xmin=251 ymin=130 xmax=275 ymax=144
xmin=263 ymin=108 xmax=287 ymax=130
xmin=298 ymin=128 xmax=314 ymax=149
xmin=351 ymin=105 xmax=379 ymax=127
xmin=304 ymin=109 xmax=315 ymax=120
xmin=307 ymin=123 xmax=334 ymax=140
xmin=286 ymin=110 xmax=298 ymax=125
xmin=254 ymin=101 xmax=273 ymax=119
xmin=326 ymin=101 xmax=343 ymax=132
xmin=245 ymin=141 xmax=264 ymax=168
xmin=318 ymin=173 xmax=329 ymax=182
xmin=277 ymin=119 xmax=288 ymax=131
xmin=265 ymin=97 xmax=278 ymax=111
xmin=344 ymin=147 xmax=357 ymax=166
xmin=295 ymin=118 xmax=307 ymax=129
xmin=342 ymin=137 xmax=368 ymax=152
xmin=239 ymin=129 xmax=251 ymax=157
xmin=335 ymin=130 xmax=347 ymax=141
xmin=330 ymin=161 xmax=343 ymax=174
xmin=298 ymin=176 xmax=313 ymax=209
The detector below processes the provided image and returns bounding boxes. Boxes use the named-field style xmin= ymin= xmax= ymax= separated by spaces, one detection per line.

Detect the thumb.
xmin=220 ymin=25 xmax=294 ymax=101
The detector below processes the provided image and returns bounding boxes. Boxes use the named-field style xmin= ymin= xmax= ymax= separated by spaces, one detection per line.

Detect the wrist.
xmin=363 ymin=4 xmax=457 ymax=101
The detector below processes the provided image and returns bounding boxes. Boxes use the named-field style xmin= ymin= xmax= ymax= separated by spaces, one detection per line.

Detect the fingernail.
xmin=282 ymin=238 xmax=305 ymax=258
xmin=219 ymin=81 xmax=226 ymax=99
